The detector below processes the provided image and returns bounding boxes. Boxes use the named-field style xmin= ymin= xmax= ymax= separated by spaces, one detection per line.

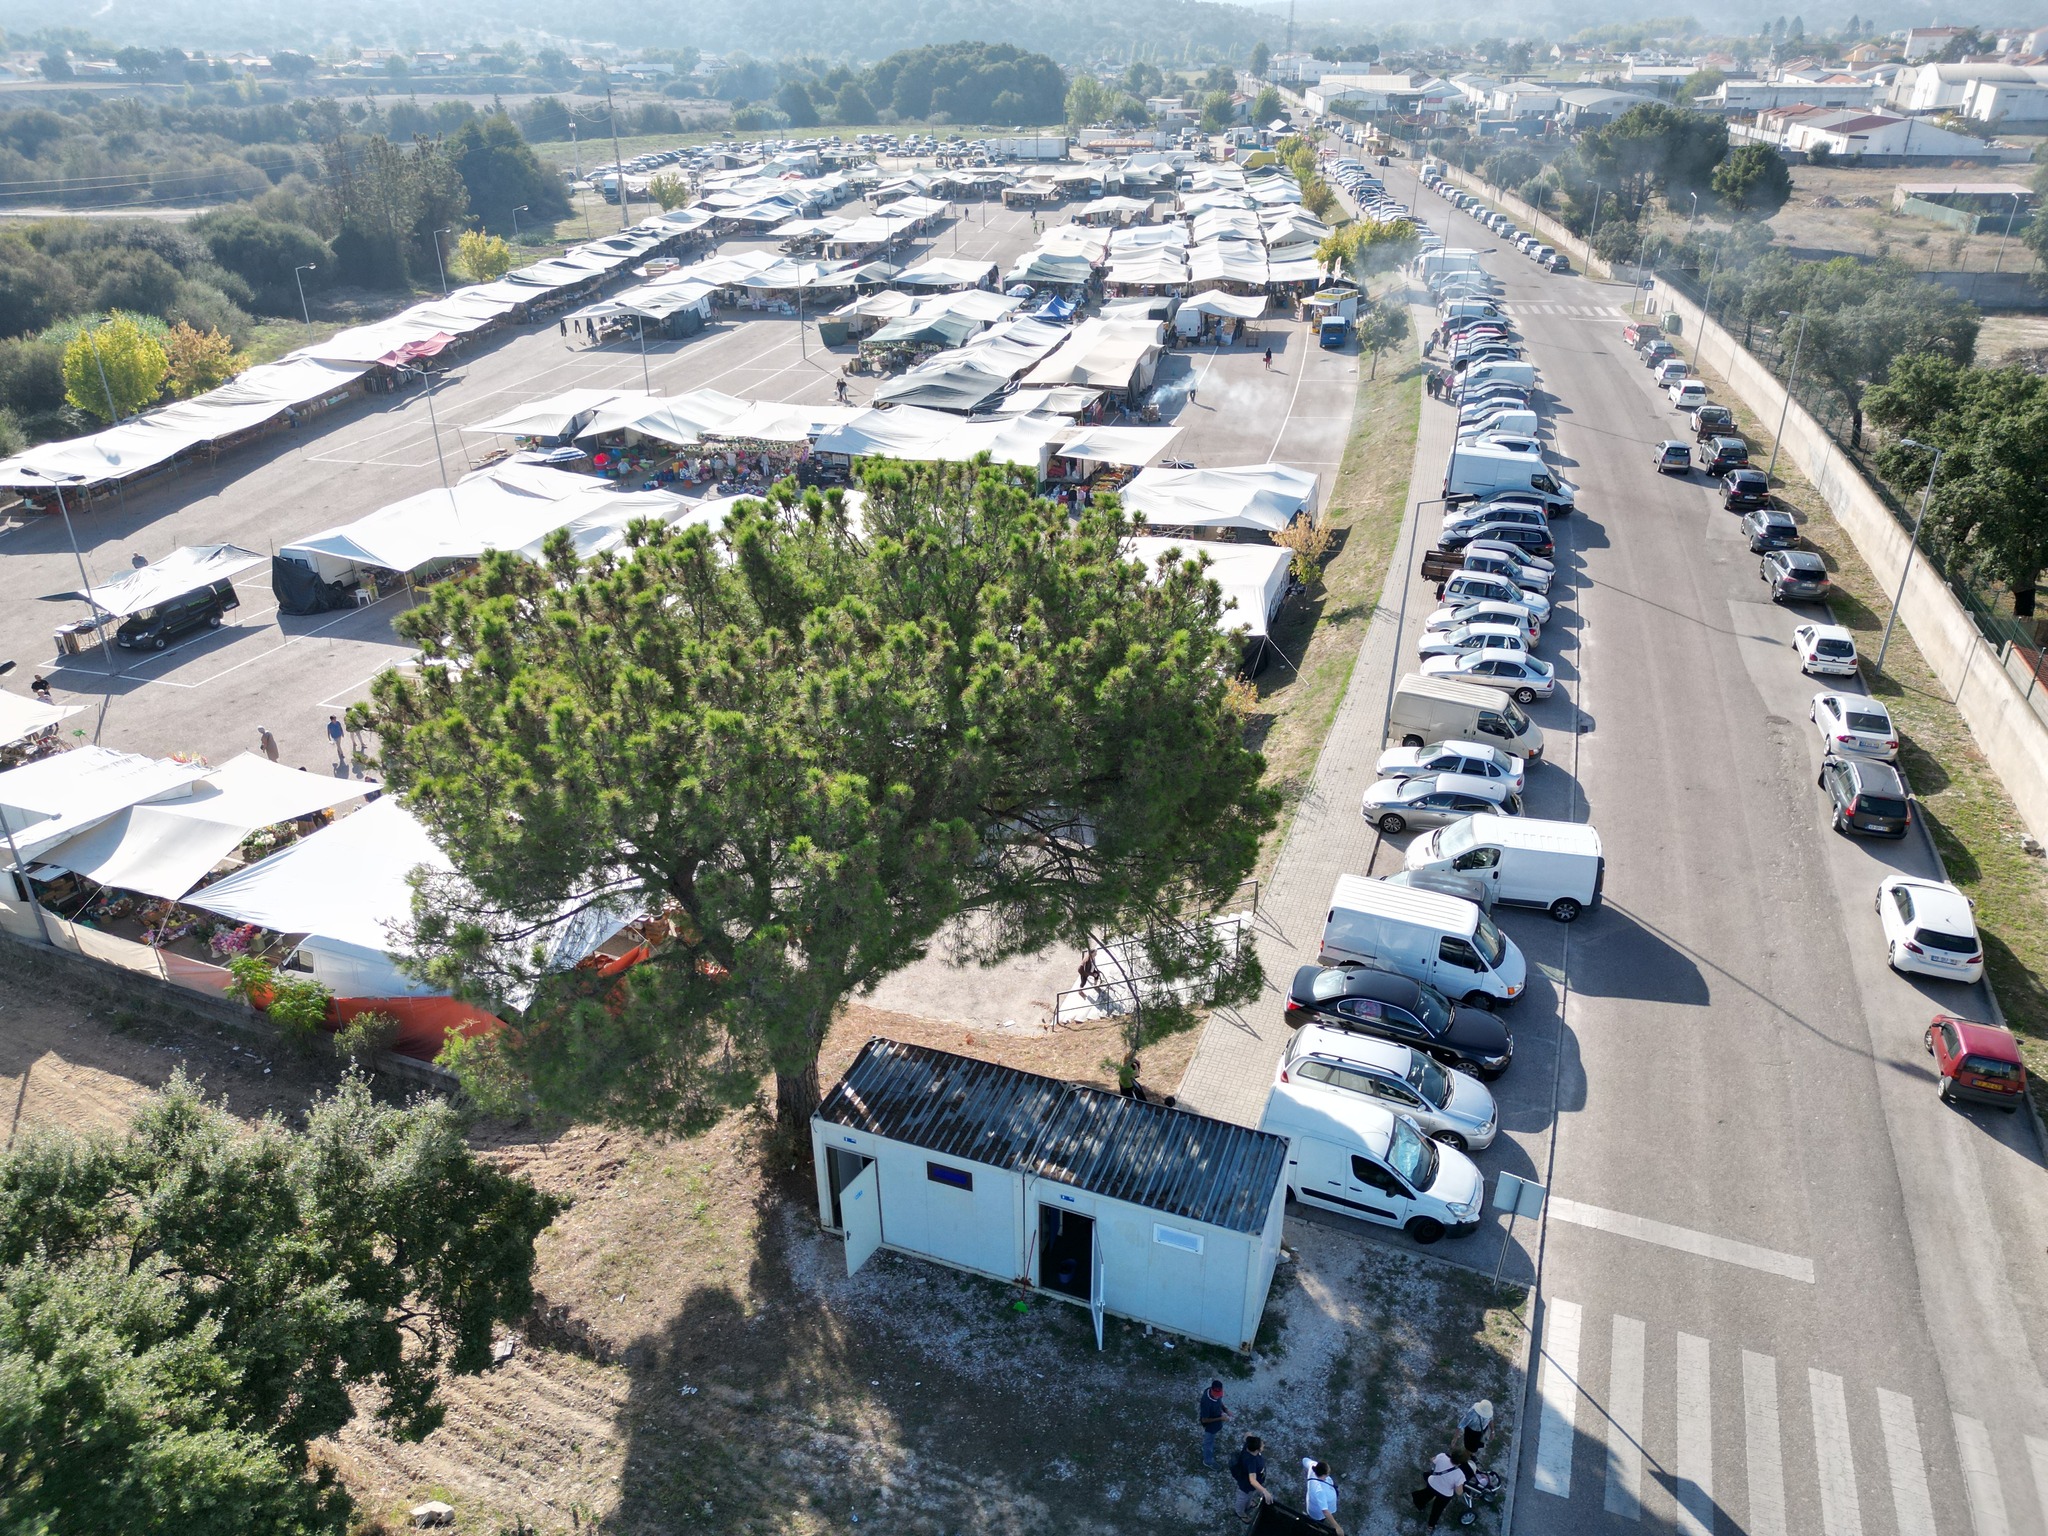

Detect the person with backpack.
xmin=1301 ymin=1457 xmax=1344 ymax=1533
xmin=1413 ymin=1452 xmax=1467 ymax=1528
xmin=1229 ymin=1435 xmax=1272 ymax=1521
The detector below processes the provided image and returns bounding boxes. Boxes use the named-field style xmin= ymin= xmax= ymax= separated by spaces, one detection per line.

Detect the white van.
xmin=1456 ymin=408 xmax=1540 ymax=442
xmin=1318 ymin=874 xmax=1528 ymax=1006
xmin=1258 ymin=1081 xmax=1485 ymax=1243
xmin=1405 ymin=813 xmax=1606 ymax=923
xmin=1458 ymin=360 xmax=1538 ymax=395
xmin=1388 ymin=673 xmax=1545 ymax=760
xmin=1444 ymin=443 xmax=1574 ymax=512
xmin=1441 ymin=299 xmax=1501 ymax=322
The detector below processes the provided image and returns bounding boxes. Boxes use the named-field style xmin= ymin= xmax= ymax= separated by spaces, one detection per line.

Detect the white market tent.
xmin=706 ymin=400 xmax=864 ymax=446
xmin=1128 ymin=536 xmax=1293 ymax=643
xmin=1121 ymin=464 xmax=1320 ymax=535
xmin=1189 ymin=243 xmax=1269 ymax=290
xmin=1019 ymin=318 xmax=1164 ymax=395
xmin=38 ymin=754 xmax=373 ymax=901
xmin=0 ymin=692 xmax=82 ymax=749
xmin=1054 ymin=424 xmax=1184 ymax=467
xmin=893 ymin=257 xmax=998 ymax=291
xmin=1178 ymin=292 xmax=1269 ymax=321
xmin=186 ymin=796 xmax=449 ymax=996
xmin=811 ymin=407 xmax=1067 ymax=474
xmin=73 ymin=544 xmax=266 ymax=619
xmin=279 ymin=464 xmax=690 ymax=583
xmin=0 ymin=747 xmax=213 ymax=865
xmin=464 ymin=388 xmax=627 ymax=440
xmin=571 ymin=389 xmax=750 ymax=447
xmin=1106 ymin=252 xmax=1191 ymax=288
xmin=994 ymin=386 xmax=1103 ymax=418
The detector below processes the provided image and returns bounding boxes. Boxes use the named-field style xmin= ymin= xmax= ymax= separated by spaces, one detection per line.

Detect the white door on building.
xmin=1090 ymin=1239 xmax=1106 ymax=1350
xmin=841 ymin=1160 xmax=883 ymax=1277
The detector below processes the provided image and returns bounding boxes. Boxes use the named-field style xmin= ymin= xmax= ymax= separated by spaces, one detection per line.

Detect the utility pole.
xmin=605 ymin=81 xmax=629 ymax=231
xmin=1285 ymin=0 xmax=1296 ymax=54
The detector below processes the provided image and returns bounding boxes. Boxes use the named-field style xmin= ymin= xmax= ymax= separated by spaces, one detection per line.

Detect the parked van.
xmin=1441 ymin=299 xmax=1501 ymax=323
xmin=1405 ymin=813 xmax=1606 ymax=923
xmin=1318 ymin=874 xmax=1528 ymax=1006
xmin=1456 ymin=408 xmax=1540 ymax=442
xmin=1444 ymin=443 xmax=1574 ymax=512
xmin=1458 ymin=360 xmax=1538 ymax=395
xmin=1416 ymin=248 xmax=1485 ymax=280
xmin=114 ymin=579 xmax=240 ymax=651
xmin=1388 ymin=673 xmax=1545 ymax=761
xmin=1258 ymin=1082 xmax=1485 ymax=1243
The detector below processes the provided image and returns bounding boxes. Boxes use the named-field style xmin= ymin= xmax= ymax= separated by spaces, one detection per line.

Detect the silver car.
xmin=1424 ymin=598 xmax=1541 ymax=645
xmin=1417 ymin=621 xmax=1528 ymax=662
xmin=1373 ymin=739 xmax=1527 ymax=793
xmin=1362 ymin=770 xmax=1522 ymax=834
xmin=1281 ymin=1024 xmax=1499 ymax=1150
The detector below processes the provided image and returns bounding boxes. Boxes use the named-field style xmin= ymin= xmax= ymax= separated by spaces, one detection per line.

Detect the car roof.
xmin=1805 ymin=623 xmax=1855 ymax=641
xmin=1889 ymin=877 xmax=1974 ymax=928
xmin=1415 ymin=771 xmax=1512 ymax=798
xmin=1842 ymin=757 xmax=1906 ymax=792
xmin=1939 ymin=1016 xmax=2022 ymax=1062
xmin=1779 ymin=550 xmax=1826 ymax=569
xmin=1292 ymin=1024 xmax=1411 ymax=1073
xmin=1821 ymin=690 xmax=1887 ymax=714
xmin=1660 ymin=438 xmax=1689 ymax=449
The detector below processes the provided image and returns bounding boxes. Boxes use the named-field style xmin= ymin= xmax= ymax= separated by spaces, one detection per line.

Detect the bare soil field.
xmin=1762 ymin=161 xmax=2038 ymax=270
xmin=0 ymin=973 xmax=1526 ymax=1536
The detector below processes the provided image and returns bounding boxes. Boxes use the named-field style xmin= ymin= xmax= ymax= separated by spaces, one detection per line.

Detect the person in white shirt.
xmin=1302 ymin=1457 xmax=1344 ymax=1533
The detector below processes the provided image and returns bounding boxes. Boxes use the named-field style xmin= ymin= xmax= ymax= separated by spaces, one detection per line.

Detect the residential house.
xmin=1889 ymin=61 xmax=2048 ymax=112
xmin=1747 ymin=103 xmax=2029 ymax=161
xmin=1903 ymin=26 xmax=1975 ymax=60
xmin=1712 ymin=78 xmax=1880 ymax=113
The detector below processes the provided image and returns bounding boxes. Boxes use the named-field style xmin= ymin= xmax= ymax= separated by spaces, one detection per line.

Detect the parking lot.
xmin=0 ymin=198 xmax=1358 ymax=774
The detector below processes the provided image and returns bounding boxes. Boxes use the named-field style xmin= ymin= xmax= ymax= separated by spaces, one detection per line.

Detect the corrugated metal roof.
xmin=815 ymin=1038 xmax=1067 ymax=1171
xmin=1025 ymin=1087 xmax=1290 ymax=1237
xmin=815 ymin=1038 xmax=1288 ymax=1235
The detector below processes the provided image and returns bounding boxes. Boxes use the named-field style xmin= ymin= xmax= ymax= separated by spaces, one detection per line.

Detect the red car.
xmin=1924 ymin=1015 xmax=2028 ymax=1110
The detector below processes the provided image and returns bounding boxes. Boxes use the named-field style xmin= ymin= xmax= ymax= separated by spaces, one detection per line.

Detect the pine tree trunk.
xmin=775 ymin=1058 xmax=822 ymax=1130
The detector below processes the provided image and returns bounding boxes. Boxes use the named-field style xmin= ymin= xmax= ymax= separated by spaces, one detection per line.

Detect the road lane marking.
xmin=1955 ymin=1414 xmax=2012 ymax=1536
xmin=1743 ymin=1351 xmax=1786 ymax=1536
xmin=1675 ymin=1332 xmax=1713 ymax=1536
xmin=1546 ymin=1196 xmax=1816 ymax=1282
xmin=1809 ymin=1369 xmax=1865 ymax=1536
xmin=2026 ymin=1436 xmax=2048 ymax=1536
xmin=1605 ymin=1313 xmax=1645 ymax=1518
xmin=1534 ymin=1298 xmax=1583 ymax=1498
xmin=1877 ymin=1389 xmax=1935 ymax=1536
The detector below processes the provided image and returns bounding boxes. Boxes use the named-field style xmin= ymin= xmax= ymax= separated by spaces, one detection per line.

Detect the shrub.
xmin=333 ymin=1009 xmax=401 ymax=1063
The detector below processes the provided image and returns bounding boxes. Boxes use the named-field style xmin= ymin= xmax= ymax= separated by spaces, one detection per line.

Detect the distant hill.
xmin=35 ymin=0 xmax=1276 ymax=65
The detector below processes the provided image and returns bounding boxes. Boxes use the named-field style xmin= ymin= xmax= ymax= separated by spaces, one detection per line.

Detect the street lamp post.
xmin=635 ymin=315 xmax=652 ymax=392
xmin=511 ymin=205 xmax=529 ymax=241
xmin=415 ymin=368 xmax=452 ymax=494
xmin=22 ymin=468 xmax=114 ymax=679
xmin=1766 ymin=310 xmax=1806 ymax=481
xmin=1875 ymin=439 xmax=1943 ymax=678
xmin=293 ymin=263 xmax=316 ymax=326
xmin=431 ymin=230 xmax=451 ymax=297
xmin=82 ymin=321 xmax=120 ymax=425
xmin=1990 ymin=190 xmax=2023 ymax=279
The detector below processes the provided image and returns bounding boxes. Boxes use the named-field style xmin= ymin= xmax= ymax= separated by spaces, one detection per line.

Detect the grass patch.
xmin=1676 ymin=334 xmax=2048 ymax=1104
xmin=243 ymin=318 xmax=346 ymax=366
xmin=1247 ymin=340 xmax=1423 ymax=878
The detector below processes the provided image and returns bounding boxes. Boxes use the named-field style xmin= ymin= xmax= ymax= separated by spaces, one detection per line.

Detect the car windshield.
xmin=1916 ymin=928 xmax=1979 ymax=954
xmin=1502 ymin=700 xmax=1532 ymax=733
xmin=1386 ymin=1115 xmax=1440 ymax=1188
xmin=1846 ymin=711 xmax=1889 ymax=733
xmin=1405 ymin=1051 xmax=1450 ymax=1107
xmin=1434 ymin=818 xmax=1481 ymax=859
xmin=1473 ymin=913 xmax=1507 ymax=967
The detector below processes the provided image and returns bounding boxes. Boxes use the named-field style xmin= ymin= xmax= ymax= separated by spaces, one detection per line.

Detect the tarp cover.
xmin=271 ymin=555 xmax=351 ymax=617
xmin=0 ymin=692 xmax=82 ymax=749
xmin=1055 ymin=424 xmax=1184 ymax=467
xmin=893 ymin=257 xmax=997 ymax=290
xmin=187 ymin=795 xmax=450 ymax=953
xmin=465 ymin=388 xmax=624 ymax=438
xmin=1128 ymin=535 xmax=1292 ymax=641
xmin=1122 ymin=463 xmax=1319 ymax=533
xmin=1178 ymin=292 xmax=1269 ymax=320
xmin=0 ymin=747 xmax=212 ymax=865
xmin=40 ymin=753 xmax=373 ymax=900
xmin=74 ymin=544 xmax=266 ymax=619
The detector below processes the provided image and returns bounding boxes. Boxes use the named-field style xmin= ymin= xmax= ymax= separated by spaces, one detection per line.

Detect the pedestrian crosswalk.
xmin=1499 ymin=302 xmax=1626 ymax=318
xmin=1532 ymin=1299 xmax=2048 ymax=1535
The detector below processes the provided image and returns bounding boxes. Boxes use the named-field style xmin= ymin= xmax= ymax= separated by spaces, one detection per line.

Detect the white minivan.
xmin=1319 ymin=874 xmax=1528 ymax=1006
xmin=1259 ymin=1081 xmax=1486 ymax=1243
xmin=1405 ymin=813 xmax=1606 ymax=923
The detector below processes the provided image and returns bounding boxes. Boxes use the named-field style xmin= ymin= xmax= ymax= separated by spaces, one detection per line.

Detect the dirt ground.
xmin=1761 ymin=160 xmax=2041 ymax=269
xmin=0 ymin=975 xmax=1526 ymax=1536
xmin=1977 ymin=312 xmax=2048 ymax=369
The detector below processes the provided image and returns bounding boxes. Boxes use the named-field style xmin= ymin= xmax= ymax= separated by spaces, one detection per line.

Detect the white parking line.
xmin=1674 ymin=1332 xmax=1713 ymax=1536
xmin=1877 ymin=1388 xmax=1936 ymax=1536
xmin=1742 ymin=1351 xmax=1786 ymax=1536
xmin=1546 ymin=1196 xmax=1816 ymax=1282
xmin=1604 ymin=1312 xmax=1645 ymax=1518
xmin=1809 ymin=1369 xmax=1865 ymax=1536
xmin=1955 ymin=1414 xmax=2012 ymax=1536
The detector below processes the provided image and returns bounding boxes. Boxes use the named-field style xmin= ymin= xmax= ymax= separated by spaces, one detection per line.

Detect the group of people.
xmin=1200 ymin=1379 xmax=1497 ymax=1531
xmin=1425 ymin=369 xmax=1454 ymax=401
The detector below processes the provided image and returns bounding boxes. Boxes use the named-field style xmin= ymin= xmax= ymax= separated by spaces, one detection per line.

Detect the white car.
xmin=1373 ymin=739 xmax=1527 ymax=793
xmin=1811 ymin=691 xmax=1898 ymax=761
xmin=1281 ymin=1025 xmax=1499 ymax=1151
xmin=1877 ymin=875 xmax=1983 ymax=984
xmin=1459 ymin=432 xmax=1543 ymax=457
xmin=1669 ymin=380 xmax=1709 ymax=410
xmin=1424 ymin=598 xmax=1540 ymax=645
xmin=1793 ymin=623 xmax=1859 ymax=677
xmin=1362 ymin=771 xmax=1521 ymax=833
xmin=1421 ymin=651 xmax=1556 ymax=704
xmin=1442 ymin=572 xmax=1552 ymax=624
xmin=1417 ymin=621 xmax=1529 ymax=663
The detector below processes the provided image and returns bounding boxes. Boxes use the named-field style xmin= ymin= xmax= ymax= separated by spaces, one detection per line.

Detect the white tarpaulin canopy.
xmin=1121 ymin=464 xmax=1319 ymax=533
xmin=74 ymin=544 xmax=266 ymax=618
xmin=893 ymin=257 xmax=997 ymax=290
xmin=1055 ymin=424 xmax=1184 ymax=466
xmin=0 ymin=747 xmax=212 ymax=865
xmin=187 ymin=795 xmax=449 ymax=955
xmin=39 ymin=753 xmax=373 ymax=900
xmin=1020 ymin=318 xmax=1164 ymax=393
xmin=1178 ymin=292 xmax=1269 ymax=320
xmin=572 ymin=389 xmax=749 ymax=446
xmin=0 ymin=692 xmax=82 ymax=748
xmin=1128 ymin=536 xmax=1293 ymax=642
xmin=464 ymin=389 xmax=624 ymax=438
xmin=811 ymin=407 xmax=1066 ymax=472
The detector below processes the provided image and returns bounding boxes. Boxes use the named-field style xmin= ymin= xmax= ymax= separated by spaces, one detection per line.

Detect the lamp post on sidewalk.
xmin=1766 ymin=309 xmax=1806 ymax=481
xmin=511 ymin=205 xmax=529 ymax=241
xmin=432 ymin=230 xmax=451 ymax=297
xmin=293 ymin=263 xmax=316 ymax=325
xmin=21 ymin=467 xmax=114 ymax=679
xmin=1875 ymin=439 xmax=1943 ymax=679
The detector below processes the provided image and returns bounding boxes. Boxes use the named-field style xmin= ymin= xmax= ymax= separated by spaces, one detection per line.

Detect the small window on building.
xmin=926 ymin=1162 xmax=973 ymax=1191
xmin=1153 ymin=1224 xmax=1204 ymax=1255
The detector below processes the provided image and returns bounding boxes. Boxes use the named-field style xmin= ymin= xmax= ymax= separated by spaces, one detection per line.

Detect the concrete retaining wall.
xmin=1442 ymin=164 xmax=2048 ymax=845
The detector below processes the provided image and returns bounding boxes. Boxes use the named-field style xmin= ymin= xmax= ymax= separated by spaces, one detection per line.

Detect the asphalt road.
xmin=0 ymin=197 xmax=1349 ymax=778
xmin=1365 ymin=153 xmax=2048 ymax=1536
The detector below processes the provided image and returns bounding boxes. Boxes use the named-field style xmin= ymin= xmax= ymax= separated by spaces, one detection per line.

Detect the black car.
xmin=1286 ymin=964 xmax=1514 ymax=1078
xmin=1450 ymin=522 xmax=1553 ymax=560
xmin=1818 ymin=754 xmax=1913 ymax=838
xmin=1691 ymin=405 xmax=1735 ymax=440
xmin=1700 ymin=435 xmax=1750 ymax=475
xmin=114 ymin=579 xmax=239 ymax=651
xmin=1722 ymin=469 xmax=1771 ymax=510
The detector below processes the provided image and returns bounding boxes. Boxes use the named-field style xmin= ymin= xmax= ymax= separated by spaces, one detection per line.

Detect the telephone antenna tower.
xmin=1286 ymin=0 xmax=1296 ymax=53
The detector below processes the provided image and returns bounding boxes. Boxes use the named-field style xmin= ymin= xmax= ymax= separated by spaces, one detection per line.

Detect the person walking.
xmin=1228 ymin=1435 xmax=1272 ymax=1523
xmin=1198 ymin=1380 xmax=1231 ymax=1467
xmin=1302 ymin=1458 xmax=1344 ymax=1533
xmin=326 ymin=715 xmax=346 ymax=764
xmin=29 ymin=675 xmax=53 ymax=704
xmin=1414 ymin=1453 xmax=1467 ymax=1529
xmin=1077 ymin=947 xmax=1101 ymax=990
xmin=1454 ymin=1400 xmax=1493 ymax=1467
xmin=257 ymin=727 xmax=280 ymax=763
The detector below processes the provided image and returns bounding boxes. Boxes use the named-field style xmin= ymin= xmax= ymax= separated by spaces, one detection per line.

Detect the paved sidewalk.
xmin=1175 ymin=292 xmax=1454 ymax=1124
